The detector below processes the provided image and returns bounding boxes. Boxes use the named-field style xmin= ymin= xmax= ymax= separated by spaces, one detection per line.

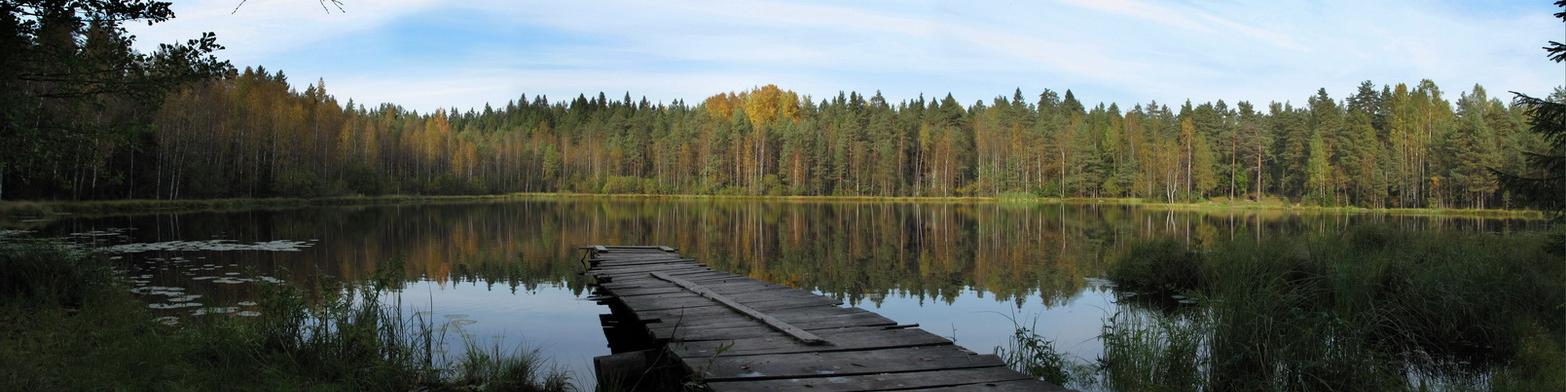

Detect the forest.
xmin=0 ymin=1 xmax=1555 ymax=210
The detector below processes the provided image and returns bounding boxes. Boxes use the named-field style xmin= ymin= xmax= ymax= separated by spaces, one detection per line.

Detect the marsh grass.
xmin=1101 ymin=225 xmax=1566 ymax=391
xmin=994 ymin=314 xmax=1075 ymax=386
xmin=0 ymin=246 xmax=575 ymax=391
xmin=1099 ymin=310 xmax=1207 ymax=392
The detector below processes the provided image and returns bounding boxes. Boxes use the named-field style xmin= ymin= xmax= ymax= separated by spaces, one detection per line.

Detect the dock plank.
xmin=689 ymin=346 xmax=1004 ymax=381
xmin=671 ymin=327 xmax=952 ymax=357
xmin=702 ymin=366 xmax=1034 ymax=392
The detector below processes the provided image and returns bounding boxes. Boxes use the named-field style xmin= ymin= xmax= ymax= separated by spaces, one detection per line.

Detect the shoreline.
xmin=0 ymin=193 xmax=1546 ymax=221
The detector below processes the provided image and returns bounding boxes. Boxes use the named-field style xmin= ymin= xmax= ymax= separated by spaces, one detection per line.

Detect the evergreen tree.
xmin=1500 ymin=1 xmax=1566 ymax=214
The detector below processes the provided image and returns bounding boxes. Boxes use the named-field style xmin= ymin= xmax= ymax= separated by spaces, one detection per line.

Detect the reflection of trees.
xmin=75 ymin=201 xmax=1543 ymax=307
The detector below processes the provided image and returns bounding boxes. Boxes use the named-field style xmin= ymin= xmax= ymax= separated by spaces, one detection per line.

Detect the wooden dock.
xmin=583 ymin=245 xmax=1066 ymax=391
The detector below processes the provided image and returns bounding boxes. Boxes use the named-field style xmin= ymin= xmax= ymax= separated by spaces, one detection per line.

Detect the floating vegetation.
xmin=192 ymin=306 xmax=238 ymax=316
xmin=102 ymin=239 xmax=314 ymax=253
xmin=67 ymin=228 xmax=133 ymax=239
xmin=210 ymin=277 xmax=253 ymax=284
xmin=148 ymin=302 xmax=201 ymax=310
xmin=129 ymin=286 xmax=185 ymax=296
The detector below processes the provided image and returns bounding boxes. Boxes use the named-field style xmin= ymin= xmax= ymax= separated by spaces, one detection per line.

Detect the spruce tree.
xmin=1500 ymin=1 xmax=1566 ymax=215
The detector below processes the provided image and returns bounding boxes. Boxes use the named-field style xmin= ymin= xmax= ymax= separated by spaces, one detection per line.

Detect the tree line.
xmin=2 ymin=1 xmax=1556 ymax=210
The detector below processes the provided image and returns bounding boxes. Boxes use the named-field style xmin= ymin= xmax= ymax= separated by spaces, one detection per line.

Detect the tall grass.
xmin=1099 ymin=310 xmax=1206 ymax=392
xmin=1103 ymin=226 xmax=1566 ymax=391
xmin=995 ymin=315 xmax=1075 ymax=385
xmin=0 ymin=245 xmax=575 ymax=391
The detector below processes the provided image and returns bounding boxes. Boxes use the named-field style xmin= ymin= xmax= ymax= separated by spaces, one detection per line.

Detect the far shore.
xmin=0 ymin=192 xmax=1546 ymax=221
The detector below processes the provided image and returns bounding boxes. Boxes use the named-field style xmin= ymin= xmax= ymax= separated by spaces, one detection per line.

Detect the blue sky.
xmin=129 ymin=0 xmax=1564 ymax=113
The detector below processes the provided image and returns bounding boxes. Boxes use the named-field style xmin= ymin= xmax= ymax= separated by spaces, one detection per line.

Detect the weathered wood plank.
xmin=647 ymin=311 xmax=895 ymax=338
xmin=660 ymin=323 xmax=897 ymax=342
xmin=651 ymin=271 xmax=829 ymax=346
xmin=589 ymin=264 xmax=709 ymax=276
xmin=601 ymin=245 xmax=675 ymax=250
xmin=702 ymin=366 xmax=1033 ymax=392
xmin=591 ymin=258 xmax=697 ymax=267
xmin=608 ymin=281 xmax=794 ymax=297
xmin=618 ymin=292 xmax=839 ymax=313
xmin=600 ymin=270 xmax=738 ymax=285
xmin=672 ymin=328 xmax=951 ymax=357
xmin=637 ymin=302 xmax=867 ymax=325
xmin=688 ymin=346 xmax=1003 ymax=381
xmin=614 ymin=286 xmax=828 ymax=304
xmin=919 ymin=379 xmax=1072 ymax=391
xmin=598 ymin=277 xmax=776 ymax=293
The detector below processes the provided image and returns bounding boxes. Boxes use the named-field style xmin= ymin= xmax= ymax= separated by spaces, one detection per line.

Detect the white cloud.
xmin=127 ymin=0 xmax=439 ymax=65
xmin=122 ymin=0 xmax=1565 ymax=112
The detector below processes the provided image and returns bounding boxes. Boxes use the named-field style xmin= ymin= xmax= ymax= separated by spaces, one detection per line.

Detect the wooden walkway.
xmin=583 ymin=245 xmax=1066 ymax=391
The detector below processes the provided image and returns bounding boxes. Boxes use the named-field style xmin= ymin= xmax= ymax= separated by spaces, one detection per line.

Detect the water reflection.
xmin=28 ymin=200 xmax=1543 ymax=388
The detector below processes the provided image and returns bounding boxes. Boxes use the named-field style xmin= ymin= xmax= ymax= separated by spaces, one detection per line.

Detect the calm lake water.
xmin=18 ymin=199 xmax=1545 ymax=389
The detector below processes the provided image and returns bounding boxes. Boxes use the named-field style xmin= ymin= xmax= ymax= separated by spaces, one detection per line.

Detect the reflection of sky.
xmin=392 ymin=280 xmax=606 ymax=391
xmin=851 ymin=285 xmax=1116 ymax=366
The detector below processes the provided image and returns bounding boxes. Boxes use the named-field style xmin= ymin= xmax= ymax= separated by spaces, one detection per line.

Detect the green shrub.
xmin=1110 ymin=239 xmax=1204 ymax=295
xmin=0 ymin=245 xmax=107 ymax=306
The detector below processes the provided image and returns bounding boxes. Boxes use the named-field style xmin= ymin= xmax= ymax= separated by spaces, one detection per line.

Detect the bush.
xmin=0 ymin=245 xmax=107 ymax=307
xmin=599 ymin=176 xmax=643 ymax=194
xmin=1110 ymin=239 xmax=1204 ymax=295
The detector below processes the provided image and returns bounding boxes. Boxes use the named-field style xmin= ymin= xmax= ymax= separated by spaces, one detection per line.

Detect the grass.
xmin=0 ymin=244 xmax=575 ymax=391
xmin=1099 ymin=310 xmax=1207 ymax=392
xmin=1100 ymin=225 xmax=1566 ymax=391
xmin=994 ymin=314 xmax=1076 ymax=386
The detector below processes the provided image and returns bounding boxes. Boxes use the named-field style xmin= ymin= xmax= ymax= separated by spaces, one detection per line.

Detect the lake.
xmin=18 ymin=199 xmax=1548 ymax=389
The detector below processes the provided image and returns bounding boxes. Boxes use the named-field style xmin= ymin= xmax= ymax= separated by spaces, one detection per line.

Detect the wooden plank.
xmin=597 ymin=270 xmax=737 ymax=286
xmin=608 ymin=281 xmax=793 ymax=297
xmin=616 ymin=286 xmax=828 ymax=304
xmin=663 ymin=323 xmax=901 ymax=342
xmin=589 ymin=264 xmax=709 ymax=276
xmin=603 ymin=270 xmax=736 ymax=283
xmin=688 ymin=346 xmax=1003 ymax=381
xmin=638 ymin=302 xmax=867 ymax=325
xmin=671 ymin=328 xmax=951 ymax=357
xmin=651 ymin=271 xmax=829 ymax=346
xmin=648 ymin=311 xmax=894 ymax=336
xmin=621 ymin=294 xmax=839 ymax=313
xmin=918 ymin=379 xmax=1072 ymax=391
xmin=602 ymin=245 xmax=675 ymax=250
xmin=592 ymin=253 xmax=683 ymax=260
xmin=591 ymin=258 xmax=697 ymax=267
xmin=702 ymin=366 xmax=1033 ymax=392
xmin=600 ymin=272 xmax=747 ymax=287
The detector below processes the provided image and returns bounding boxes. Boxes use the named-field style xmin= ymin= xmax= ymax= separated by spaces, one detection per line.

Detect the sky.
xmin=127 ymin=0 xmax=1565 ymax=113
